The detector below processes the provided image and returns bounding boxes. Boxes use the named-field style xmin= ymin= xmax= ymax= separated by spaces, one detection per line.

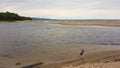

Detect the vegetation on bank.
xmin=0 ymin=11 xmax=31 ymax=21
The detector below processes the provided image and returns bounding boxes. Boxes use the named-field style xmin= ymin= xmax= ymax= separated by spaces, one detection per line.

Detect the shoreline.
xmin=38 ymin=50 xmax=120 ymax=68
xmin=61 ymin=50 xmax=120 ymax=68
xmin=1 ymin=44 xmax=120 ymax=68
xmin=31 ymin=45 xmax=120 ymax=68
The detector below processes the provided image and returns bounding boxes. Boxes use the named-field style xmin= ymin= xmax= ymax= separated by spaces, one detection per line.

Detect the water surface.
xmin=0 ymin=22 xmax=120 ymax=67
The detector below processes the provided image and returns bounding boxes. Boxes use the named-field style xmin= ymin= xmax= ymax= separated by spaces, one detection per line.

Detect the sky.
xmin=1 ymin=0 xmax=120 ymax=19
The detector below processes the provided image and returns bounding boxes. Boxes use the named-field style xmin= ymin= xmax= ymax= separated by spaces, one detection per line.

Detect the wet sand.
xmin=1 ymin=45 xmax=120 ymax=68
xmin=37 ymin=50 xmax=120 ymax=68
xmin=61 ymin=50 xmax=120 ymax=68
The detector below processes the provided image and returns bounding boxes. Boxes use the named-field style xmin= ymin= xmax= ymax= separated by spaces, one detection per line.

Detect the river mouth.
xmin=0 ymin=22 xmax=120 ymax=68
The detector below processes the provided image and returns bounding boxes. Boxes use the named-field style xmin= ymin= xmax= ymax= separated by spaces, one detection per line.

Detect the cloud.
xmin=0 ymin=0 xmax=120 ymax=19
xmin=17 ymin=9 xmax=120 ymax=19
xmin=93 ymin=0 xmax=120 ymax=9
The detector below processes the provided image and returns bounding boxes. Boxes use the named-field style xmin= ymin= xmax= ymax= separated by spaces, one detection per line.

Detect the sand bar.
xmin=53 ymin=22 xmax=120 ymax=27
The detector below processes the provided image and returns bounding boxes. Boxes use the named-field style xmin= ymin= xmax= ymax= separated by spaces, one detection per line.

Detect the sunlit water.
xmin=0 ymin=23 xmax=120 ymax=66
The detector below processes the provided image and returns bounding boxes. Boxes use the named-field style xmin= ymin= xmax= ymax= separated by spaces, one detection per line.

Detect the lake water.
xmin=0 ymin=23 xmax=120 ymax=55
xmin=0 ymin=22 xmax=120 ymax=67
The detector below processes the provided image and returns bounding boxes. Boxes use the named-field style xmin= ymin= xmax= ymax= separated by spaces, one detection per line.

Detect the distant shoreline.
xmin=1 ymin=20 xmax=120 ymax=27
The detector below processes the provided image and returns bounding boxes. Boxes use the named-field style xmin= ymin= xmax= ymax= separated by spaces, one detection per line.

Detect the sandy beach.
xmin=53 ymin=21 xmax=120 ymax=27
xmin=34 ymin=50 xmax=120 ymax=68
xmin=61 ymin=50 xmax=120 ymax=68
xmin=1 ymin=44 xmax=120 ymax=68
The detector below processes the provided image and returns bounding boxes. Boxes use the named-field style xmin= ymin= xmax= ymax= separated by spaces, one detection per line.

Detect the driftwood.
xmin=22 ymin=62 xmax=43 ymax=68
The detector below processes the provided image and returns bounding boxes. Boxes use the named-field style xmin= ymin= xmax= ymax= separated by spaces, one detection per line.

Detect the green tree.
xmin=0 ymin=11 xmax=31 ymax=21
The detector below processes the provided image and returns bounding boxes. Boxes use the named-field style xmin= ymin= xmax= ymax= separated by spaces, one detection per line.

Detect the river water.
xmin=0 ymin=22 xmax=120 ymax=67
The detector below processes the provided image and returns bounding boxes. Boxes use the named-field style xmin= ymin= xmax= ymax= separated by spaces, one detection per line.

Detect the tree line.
xmin=0 ymin=11 xmax=31 ymax=21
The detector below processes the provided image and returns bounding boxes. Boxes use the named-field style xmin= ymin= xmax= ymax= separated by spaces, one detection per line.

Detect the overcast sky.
xmin=1 ymin=0 xmax=120 ymax=19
